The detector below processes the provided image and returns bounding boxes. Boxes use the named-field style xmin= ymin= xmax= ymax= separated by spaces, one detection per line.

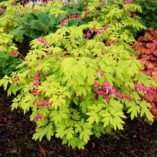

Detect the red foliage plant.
xmin=133 ymin=28 xmax=157 ymax=118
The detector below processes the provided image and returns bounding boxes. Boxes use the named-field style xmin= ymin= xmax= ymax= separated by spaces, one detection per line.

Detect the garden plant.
xmin=0 ymin=0 xmax=157 ymax=150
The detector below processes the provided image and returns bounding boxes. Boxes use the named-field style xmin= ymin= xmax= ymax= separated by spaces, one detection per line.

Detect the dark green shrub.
xmin=0 ymin=52 xmax=21 ymax=78
xmin=135 ymin=0 xmax=157 ymax=28
xmin=12 ymin=12 xmax=61 ymax=41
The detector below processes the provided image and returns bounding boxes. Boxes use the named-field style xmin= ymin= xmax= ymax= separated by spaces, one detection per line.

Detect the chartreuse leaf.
xmin=56 ymin=123 xmax=66 ymax=138
xmin=75 ymin=122 xmax=82 ymax=134
xmin=126 ymin=102 xmax=140 ymax=120
xmin=111 ymin=115 xmax=125 ymax=130
xmin=100 ymin=110 xmax=112 ymax=127
xmin=86 ymin=104 xmax=104 ymax=124
xmin=33 ymin=128 xmax=45 ymax=141
xmin=46 ymin=124 xmax=55 ymax=141
xmin=100 ymin=109 xmax=125 ymax=130
xmin=0 ymin=75 xmax=12 ymax=90
xmin=99 ymin=99 xmax=126 ymax=130
xmin=80 ymin=98 xmax=91 ymax=114
xmin=50 ymin=96 xmax=66 ymax=110
xmin=71 ymin=109 xmax=81 ymax=121
xmin=139 ymin=101 xmax=154 ymax=122
xmin=79 ymin=123 xmax=92 ymax=143
xmin=19 ymin=93 xmax=34 ymax=114
xmin=11 ymin=94 xmax=22 ymax=111
xmin=87 ymin=111 xmax=100 ymax=124
xmin=33 ymin=123 xmax=54 ymax=141
xmin=49 ymin=107 xmax=69 ymax=124
xmin=65 ymin=127 xmax=74 ymax=140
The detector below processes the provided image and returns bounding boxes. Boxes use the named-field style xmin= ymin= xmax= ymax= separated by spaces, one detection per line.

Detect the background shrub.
xmin=12 ymin=12 xmax=61 ymax=41
xmin=135 ymin=0 xmax=157 ymax=28
xmin=133 ymin=28 xmax=157 ymax=118
xmin=0 ymin=52 xmax=21 ymax=79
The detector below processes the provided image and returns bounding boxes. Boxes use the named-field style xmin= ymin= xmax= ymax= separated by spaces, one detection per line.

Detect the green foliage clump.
xmin=13 ymin=12 xmax=61 ymax=41
xmin=0 ymin=0 xmax=58 ymax=51
xmin=0 ymin=0 xmax=19 ymax=52
xmin=0 ymin=0 xmax=156 ymax=149
xmin=88 ymin=0 xmax=145 ymax=43
xmin=135 ymin=0 xmax=157 ymax=28
xmin=13 ymin=1 xmax=88 ymax=41
xmin=0 ymin=52 xmax=21 ymax=78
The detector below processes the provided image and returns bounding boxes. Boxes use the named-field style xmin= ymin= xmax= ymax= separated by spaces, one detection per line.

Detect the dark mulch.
xmin=0 ymin=88 xmax=157 ymax=157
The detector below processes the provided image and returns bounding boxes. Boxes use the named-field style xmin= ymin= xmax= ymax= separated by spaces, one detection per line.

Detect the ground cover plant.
xmin=0 ymin=0 xmax=157 ymax=150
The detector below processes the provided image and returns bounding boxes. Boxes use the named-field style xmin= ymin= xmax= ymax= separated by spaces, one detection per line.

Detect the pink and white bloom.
xmin=125 ymin=0 xmax=134 ymax=3
xmin=38 ymin=37 xmax=46 ymax=46
xmin=34 ymin=114 xmax=42 ymax=122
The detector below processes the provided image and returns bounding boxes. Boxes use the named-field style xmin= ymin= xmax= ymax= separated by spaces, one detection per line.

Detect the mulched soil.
xmin=0 ymin=88 xmax=157 ymax=157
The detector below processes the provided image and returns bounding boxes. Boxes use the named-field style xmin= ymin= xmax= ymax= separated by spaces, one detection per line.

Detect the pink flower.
xmin=123 ymin=95 xmax=129 ymax=100
xmin=133 ymin=13 xmax=138 ymax=17
xmin=104 ymin=82 xmax=110 ymax=87
xmin=110 ymin=89 xmax=116 ymax=95
xmin=97 ymin=91 xmax=103 ymax=95
xmin=11 ymin=51 xmax=17 ymax=56
xmin=115 ymin=92 xmax=123 ymax=99
xmin=134 ymin=84 xmax=156 ymax=95
xmin=84 ymin=8 xmax=88 ymax=19
xmin=45 ymin=100 xmax=50 ymax=107
xmin=125 ymin=0 xmax=134 ymax=3
xmin=69 ymin=14 xmax=79 ymax=19
xmin=34 ymin=114 xmax=42 ymax=122
xmin=33 ymin=80 xmax=40 ymax=86
xmin=33 ymin=74 xmax=40 ymax=86
xmin=61 ymin=18 xmax=68 ymax=26
xmin=90 ymin=29 xmax=95 ymax=34
xmin=94 ymin=80 xmax=101 ymax=88
xmin=147 ymin=89 xmax=156 ymax=95
xmin=33 ymin=99 xmax=37 ymax=105
xmin=38 ymin=37 xmax=46 ymax=46
xmin=32 ymin=88 xmax=38 ymax=95
xmin=134 ymin=85 xmax=140 ymax=90
xmin=103 ymin=82 xmax=111 ymax=93
xmin=39 ymin=101 xmax=45 ymax=107
xmin=97 ymin=91 xmax=107 ymax=97
xmin=34 ymin=100 xmax=51 ymax=108
xmin=99 ymin=3 xmax=104 ymax=9
xmin=96 ymin=29 xmax=102 ymax=35
xmin=97 ymin=70 xmax=104 ymax=77
xmin=86 ymin=32 xmax=91 ymax=39
xmin=36 ymin=102 xmax=44 ymax=108
xmin=103 ymin=26 xmax=109 ymax=31
xmin=34 ymin=74 xmax=39 ymax=81
xmin=144 ymin=88 xmax=156 ymax=94
xmin=139 ymin=86 xmax=146 ymax=92
xmin=95 ymin=81 xmax=134 ymax=102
